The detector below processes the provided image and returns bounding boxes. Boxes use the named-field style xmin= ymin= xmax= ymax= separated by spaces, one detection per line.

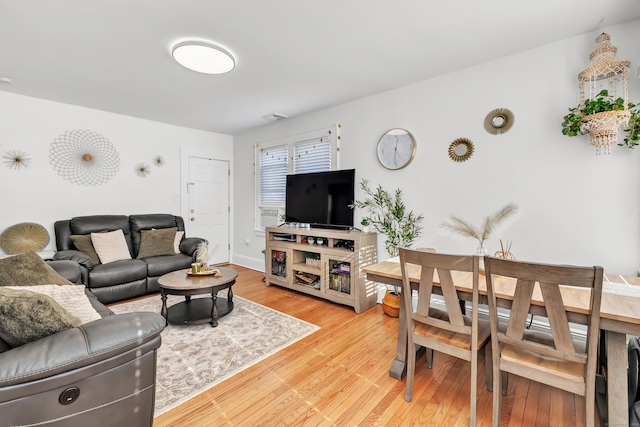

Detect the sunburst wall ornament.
xmin=49 ymin=130 xmax=120 ymax=186
xmin=134 ymin=162 xmax=151 ymax=178
xmin=153 ymin=155 xmax=164 ymax=167
xmin=448 ymin=138 xmax=474 ymax=162
xmin=484 ymin=108 xmax=515 ymax=135
xmin=2 ymin=149 xmax=32 ymax=170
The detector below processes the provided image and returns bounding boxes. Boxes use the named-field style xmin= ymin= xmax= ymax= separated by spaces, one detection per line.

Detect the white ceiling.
xmin=1 ymin=1 xmax=640 ymax=135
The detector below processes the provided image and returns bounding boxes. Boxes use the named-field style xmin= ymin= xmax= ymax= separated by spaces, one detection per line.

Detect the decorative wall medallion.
xmin=153 ymin=155 xmax=165 ymax=167
xmin=0 ymin=222 xmax=50 ymax=254
xmin=134 ymin=162 xmax=151 ymax=178
xmin=49 ymin=130 xmax=120 ymax=186
xmin=484 ymin=108 xmax=515 ymax=135
xmin=2 ymin=149 xmax=32 ymax=170
xmin=448 ymin=138 xmax=474 ymax=162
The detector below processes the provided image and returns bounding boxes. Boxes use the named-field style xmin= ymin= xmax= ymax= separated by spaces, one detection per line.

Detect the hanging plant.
xmin=561 ymin=89 xmax=639 ymax=148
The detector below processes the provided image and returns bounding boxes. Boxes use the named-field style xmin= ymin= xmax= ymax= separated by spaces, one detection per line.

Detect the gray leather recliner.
xmin=0 ymin=261 xmax=165 ymax=427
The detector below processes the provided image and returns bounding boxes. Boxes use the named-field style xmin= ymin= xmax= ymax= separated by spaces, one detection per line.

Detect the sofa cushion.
xmin=0 ymin=252 xmax=74 ymax=287
xmin=137 ymin=227 xmax=178 ymax=259
xmin=0 ymin=287 xmax=82 ymax=347
xmin=70 ymin=234 xmax=101 ymax=265
xmin=145 ymin=253 xmax=193 ymax=277
xmin=174 ymin=231 xmax=184 ymax=253
xmin=88 ymin=259 xmax=148 ymax=288
xmin=5 ymin=285 xmax=102 ymax=324
xmin=129 ymin=214 xmax=182 ymax=256
xmin=91 ymin=229 xmax=132 ymax=264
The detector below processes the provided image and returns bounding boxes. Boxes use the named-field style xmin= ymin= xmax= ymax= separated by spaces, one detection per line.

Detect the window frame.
xmin=254 ymin=125 xmax=340 ymax=233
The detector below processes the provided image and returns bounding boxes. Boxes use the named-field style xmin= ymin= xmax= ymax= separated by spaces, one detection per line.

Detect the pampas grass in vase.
xmin=440 ymin=203 xmax=519 ymax=257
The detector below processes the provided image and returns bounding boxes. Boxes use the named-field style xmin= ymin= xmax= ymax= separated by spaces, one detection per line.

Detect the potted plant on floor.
xmin=350 ymin=179 xmax=424 ymax=317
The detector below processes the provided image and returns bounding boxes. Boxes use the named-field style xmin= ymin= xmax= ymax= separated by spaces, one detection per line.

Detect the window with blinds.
xmin=259 ymin=144 xmax=288 ymax=205
xmin=255 ymin=125 xmax=339 ymax=231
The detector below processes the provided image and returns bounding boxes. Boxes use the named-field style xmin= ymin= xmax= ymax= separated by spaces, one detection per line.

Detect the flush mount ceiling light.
xmin=171 ymin=41 xmax=235 ymax=74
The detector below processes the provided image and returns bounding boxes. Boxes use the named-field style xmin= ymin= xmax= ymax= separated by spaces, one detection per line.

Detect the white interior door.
xmin=188 ymin=157 xmax=229 ymax=265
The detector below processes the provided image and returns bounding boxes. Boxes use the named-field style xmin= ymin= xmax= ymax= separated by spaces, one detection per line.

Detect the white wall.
xmin=0 ymin=91 xmax=233 ymax=256
xmin=233 ymin=19 xmax=640 ymax=276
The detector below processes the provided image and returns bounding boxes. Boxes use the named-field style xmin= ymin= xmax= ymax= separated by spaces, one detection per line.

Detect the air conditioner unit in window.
xmin=260 ymin=208 xmax=283 ymax=228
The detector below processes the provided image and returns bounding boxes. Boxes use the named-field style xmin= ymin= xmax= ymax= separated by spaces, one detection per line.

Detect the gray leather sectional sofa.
xmin=53 ymin=213 xmax=207 ymax=304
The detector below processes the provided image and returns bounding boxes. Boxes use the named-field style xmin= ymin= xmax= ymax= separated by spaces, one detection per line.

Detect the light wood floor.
xmin=153 ymin=264 xmax=596 ymax=427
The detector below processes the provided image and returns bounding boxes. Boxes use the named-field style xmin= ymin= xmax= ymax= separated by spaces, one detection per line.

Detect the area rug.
xmin=110 ymin=293 xmax=319 ymax=416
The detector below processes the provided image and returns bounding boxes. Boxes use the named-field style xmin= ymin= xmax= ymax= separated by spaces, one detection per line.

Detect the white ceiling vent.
xmin=263 ymin=113 xmax=289 ymax=121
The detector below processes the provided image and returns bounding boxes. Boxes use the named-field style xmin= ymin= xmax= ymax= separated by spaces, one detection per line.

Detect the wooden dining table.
xmin=364 ymin=259 xmax=640 ymax=427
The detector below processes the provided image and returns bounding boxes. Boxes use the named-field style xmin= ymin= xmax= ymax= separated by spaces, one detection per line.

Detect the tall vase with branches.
xmin=349 ymin=179 xmax=424 ymax=257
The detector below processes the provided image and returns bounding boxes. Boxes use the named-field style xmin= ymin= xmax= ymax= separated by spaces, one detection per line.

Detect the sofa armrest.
xmin=54 ymin=249 xmax=93 ymax=268
xmin=180 ymin=237 xmax=208 ymax=257
xmin=0 ymin=312 xmax=164 ymax=388
xmin=47 ymin=260 xmax=83 ymax=285
xmin=85 ymin=288 xmax=114 ymax=317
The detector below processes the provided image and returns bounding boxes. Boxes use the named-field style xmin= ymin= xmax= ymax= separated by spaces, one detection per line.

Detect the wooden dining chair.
xmin=399 ymin=249 xmax=490 ymax=426
xmin=483 ymin=256 xmax=603 ymax=427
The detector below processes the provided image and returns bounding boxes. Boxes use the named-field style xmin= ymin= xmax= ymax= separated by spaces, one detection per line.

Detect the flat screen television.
xmin=285 ymin=169 xmax=355 ymax=229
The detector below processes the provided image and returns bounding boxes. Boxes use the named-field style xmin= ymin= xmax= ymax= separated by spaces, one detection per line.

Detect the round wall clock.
xmin=377 ymin=128 xmax=416 ymax=170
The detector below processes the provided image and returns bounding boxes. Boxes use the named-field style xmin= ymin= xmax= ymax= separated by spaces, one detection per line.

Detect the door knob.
xmin=190 ymin=217 xmax=195 ymax=221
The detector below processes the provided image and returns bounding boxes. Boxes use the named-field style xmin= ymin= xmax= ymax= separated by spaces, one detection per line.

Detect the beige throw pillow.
xmin=174 ymin=231 xmax=184 ymax=254
xmin=91 ymin=229 xmax=131 ymax=264
xmin=0 ymin=251 xmax=74 ymax=287
xmin=137 ymin=227 xmax=178 ymax=259
xmin=70 ymin=234 xmax=101 ymax=265
xmin=0 ymin=287 xmax=82 ymax=348
xmin=5 ymin=284 xmax=102 ymax=324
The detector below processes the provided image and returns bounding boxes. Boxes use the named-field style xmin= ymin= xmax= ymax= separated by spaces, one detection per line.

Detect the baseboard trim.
xmin=230 ymin=254 xmax=264 ymax=272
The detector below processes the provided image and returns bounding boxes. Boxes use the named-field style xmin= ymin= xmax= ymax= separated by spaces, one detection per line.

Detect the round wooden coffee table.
xmin=158 ymin=267 xmax=238 ymax=327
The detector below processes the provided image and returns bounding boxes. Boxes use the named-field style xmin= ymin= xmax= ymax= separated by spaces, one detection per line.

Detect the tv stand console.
xmin=264 ymin=227 xmax=378 ymax=313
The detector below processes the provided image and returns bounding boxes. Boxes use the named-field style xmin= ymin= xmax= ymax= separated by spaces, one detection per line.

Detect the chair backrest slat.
xmin=416 ymin=266 xmax=434 ymax=316
xmin=539 ymin=281 xmax=576 ymax=353
xmin=505 ymin=278 xmax=535 ymax=340
xmin=438 ymin=268 xmax=465 ymax=328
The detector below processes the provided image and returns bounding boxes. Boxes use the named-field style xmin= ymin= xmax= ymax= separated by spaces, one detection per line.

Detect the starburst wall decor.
xmin=2 ymin=149 xmax=32 ymax=170
xmin=134 ymin=162 xmax=151 ymax=178
xmin=49 ymin=130 xmax=120 ymax=186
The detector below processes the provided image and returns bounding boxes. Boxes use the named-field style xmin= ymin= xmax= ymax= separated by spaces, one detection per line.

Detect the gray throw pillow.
xmin=137 ymin=227 xmax=178 ymax=259
xmin=0 ymin=287 xmax=82 ymax=347
xmin=0 ymin=251 xmax=74 ymax=287
xmin=70 ymin=234 xmax=101 ymax=265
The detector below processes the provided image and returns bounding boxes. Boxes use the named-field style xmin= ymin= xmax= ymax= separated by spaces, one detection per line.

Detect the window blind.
xmin=293 ymin=136 xmax=331 ymax=173
xmin=259 ymin=144 xmax=288 ymax=205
